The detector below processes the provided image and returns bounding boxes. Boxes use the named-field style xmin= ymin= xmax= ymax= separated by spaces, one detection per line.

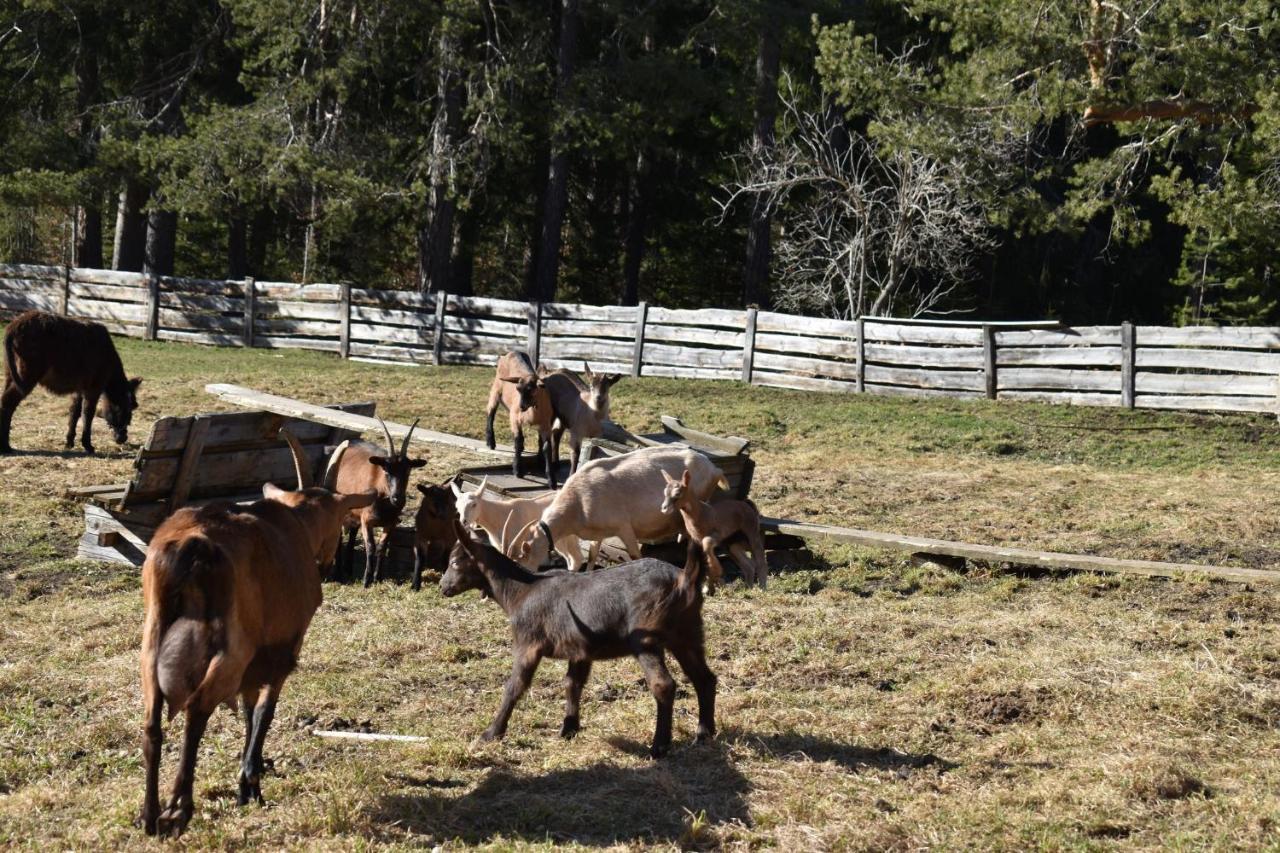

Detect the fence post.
xmin=432 ymin=291 xmax=448 ymax=365
xmin=242 ymin=277 xmax=256 ymax=348
xmin=145 ymin=275 xmax=160 ymax=341
xmin=527 ymin=300 xmax=542 ymax=365
xmin=1121 ymin=321 xmax=1136 ymax=408
xmin=982 ymin=324 xmax=997 ymax=400
xmin=60 ymin=266 xmax=71 ymax=316
xmin=631 ymin=301 xmax=648 ymax=378
xmin=339 ymin=282 xmax=351 ymax=359
xmin=855 ymin=316 xmax=865 ymax=393
xmin=741 ymin=307 xmax=758 ymax=383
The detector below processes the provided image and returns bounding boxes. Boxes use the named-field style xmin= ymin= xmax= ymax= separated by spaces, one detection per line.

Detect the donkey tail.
xmin=3 ymin=329 xmax=31 ymax=394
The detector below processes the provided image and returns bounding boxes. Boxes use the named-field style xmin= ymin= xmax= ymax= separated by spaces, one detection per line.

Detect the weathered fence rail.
xmin=2 ymin=263 xmax=1278 ymax=416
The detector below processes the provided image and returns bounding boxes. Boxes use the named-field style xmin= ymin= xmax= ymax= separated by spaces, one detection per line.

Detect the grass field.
xmin=2 ymin=336 xmax=1279 ymax=849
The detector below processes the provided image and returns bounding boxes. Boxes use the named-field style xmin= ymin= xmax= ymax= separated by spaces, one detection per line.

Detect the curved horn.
xmin=375 ymin=416 xmax=397 ymax=459
xmin=499 ymin=510 xmax=518 ymax=556
xmin=511 ymin=517 xmax=541 ymax=556
xmin=323 ymin=440 xmax=351 ymax=491
xmin=399 ymin=417 xmax=420 ymax=458
xmin=277 ymin=427 xmax=312 ymax=490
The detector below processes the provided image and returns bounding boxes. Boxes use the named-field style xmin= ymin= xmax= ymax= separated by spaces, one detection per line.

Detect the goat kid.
xmin=661 ymin=468 xmax=768 ymax=589
xmin=542 ymin=362 xmax=623 ymax=476
xmin=1 ymin=310 xmax=141 ymax=454
xmin=451 ymin=475 xmax=592 ymax=570
xmin=411 ymin=478 xmax=459 ymax=591
xmin=138 ymin=430 xmax=374 ymax=837
xmin=329 ymin=418 xmax=425 ymax=586
xmin=440 ymin=521 xmax=717 ymax=758
xmin=485 ymin=351 xmax=558 ymax=488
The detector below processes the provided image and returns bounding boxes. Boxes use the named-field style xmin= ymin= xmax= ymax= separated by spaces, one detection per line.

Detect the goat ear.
xmin=453 ymin=520 xmax=476 ymax=554
xmin=606 ymin=373 xmax=623 ymax=385
xmin=368 ymin=455 xmax=388 ymax=467
xmin=262 ymin=482 xmax=288 ymax=500
xmin=661 ymin=469 xmax=677 ymax=485
xmin=408 ymin=458 xmax=428 ymax=469
xmin=416 ymin=483 xmax=430 ymax=496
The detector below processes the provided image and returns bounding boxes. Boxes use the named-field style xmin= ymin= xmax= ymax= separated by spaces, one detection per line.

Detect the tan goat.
xmin=138 ymin=431 xmax=374 ymax=837
xmin=451 ymin=476 xmax=592 ymax=570
xmin=542 ymin=363 xmax=623 ymax=475
xmin=327 ymin=417 xmax=425 ymax=586
xmin=660 ymin=467 xmax=768 ymax=589
xmin=486 ymin=351 xmax=558 ymax=488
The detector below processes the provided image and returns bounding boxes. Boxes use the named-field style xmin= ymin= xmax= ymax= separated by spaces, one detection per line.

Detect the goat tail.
xmin=3 ymin=329 xmax=31 ymax=394
xmin=147 ymin=535 xmax=232 ymax=719
xmin=679 ymin=538 xmax=710 ymax=603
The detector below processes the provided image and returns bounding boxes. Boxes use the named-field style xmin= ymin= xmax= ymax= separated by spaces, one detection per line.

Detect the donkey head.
xmin=102 ymin=376 xmax=143 ymax=444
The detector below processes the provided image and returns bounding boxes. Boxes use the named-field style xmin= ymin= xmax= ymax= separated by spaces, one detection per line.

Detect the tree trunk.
xmin=451 ymin=210 xmax=478 ymax=297
xmin=112 ymin=180 xmax=150 ymax=271
xmin=73 ymin=10 xmax=102 ymax=270
xmin=76 ymin=204 xmax=103 ymax=269
xmin=621 ymin=150 xmax=649 ymax=306
xmin=741 ymin=24 xmax=780 ymax=308
xmin=417 ymin=23 xmax=466 ymax=293
xmin=227 ymin=213 xmax=248 ymax=279
xmin=529 ymin=0 xmax=580 ymax=303
xmin=144 ymin=206 xmax=177 ymax=276
xmin=248 ymin=206 xmax=273 ymax=275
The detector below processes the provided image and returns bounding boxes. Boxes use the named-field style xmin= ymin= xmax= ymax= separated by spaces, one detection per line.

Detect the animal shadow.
xmin=736 ymin=731 xmax=957 ymax=774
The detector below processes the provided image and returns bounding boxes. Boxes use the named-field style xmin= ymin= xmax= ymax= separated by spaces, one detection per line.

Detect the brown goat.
xmin=328 ymin=418 xmax=425 ymax=587
xmin=440 ymin=522 xmax=716 ymax=758
xmin=411 ymin=478 xmax=459 ymax=591
xmin=138 ymin=430 xmax=374 ymax=837
xmin=1 ymin=310 xmax=141 ymax=454
xmin=485 ymin=351 xmax=558 ymax=488
xmin=661 ymin=468 xmax=769 ymax=589
xmin=543 ymin=362 xmax=623 ymax=475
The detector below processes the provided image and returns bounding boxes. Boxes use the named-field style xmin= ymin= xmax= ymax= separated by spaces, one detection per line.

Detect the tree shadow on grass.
xmin=369 ymin=732 xmax=954 ymax=846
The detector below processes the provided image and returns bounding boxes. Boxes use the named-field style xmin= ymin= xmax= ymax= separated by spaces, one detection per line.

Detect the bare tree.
xmin=720 ymin=78 xmax=998 ymax=320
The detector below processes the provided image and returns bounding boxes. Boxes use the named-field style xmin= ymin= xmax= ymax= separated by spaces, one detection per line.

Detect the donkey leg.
xmin=671 ymin=644 xmax=718 ymax=744
xmin=239 ymin=681 xmax=283 ymax=806
xmin=156 ymin=707 xmax=211 ymax=837
xmin=560 ymin=659 xmax=593 ymax=738
xmin=480 ymin=646 xmax=542 ymax=742
xmin=0 ymin=381 xmax=27 ymax=453
xmin=65 ymin=394 xmax=83 ymax=449
xmin=79 ymin=391 xmax=99 ymax=455
xmin=635 ymin=650 xmax=676 ymax=758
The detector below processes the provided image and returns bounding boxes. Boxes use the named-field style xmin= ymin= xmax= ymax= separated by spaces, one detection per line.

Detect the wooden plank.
xmin=350 ymin=288 xmax=434 ymax=310
xmin=1138 ymin=326 xmax=1280 ymax=349
xmin=751 ymin=351 xmax=860 ymax=381
xmin=159 ymin=291 xmax=242 ymax=312
xmin=540 ymin=338 xmax=635 ymax=362
xmin=252 ymin=334 xmax=341 ymax=353
xmin=1120 ymin=321 xmax=1135 ymax=408
xmin=753 ymin=372 xmax=858 ymax=394
xmin=255 ymin=298 xmax=343 ymax=322
xmin=647 ymin=306 xmax=748 ymax=329
xmin=448 ymin=294 xmax=528 ymax=320
xmin=67 ymin=282 xmax=147 ymax=303
xmin=862 ymin=322 xmax=983 ymax=345
xmin=432 ymin=292 xmax=447 ymax=365
xmin=339 ymin=283 xmax=351 ymax=359
xmin=754 ymin=331 xmax=857 ymax=359
xmin=996 ymin=346 xmax=1121 ymax=367
xmin=759 ymin=517 xmax=1280 ymax=585
xmin=756 ymin=311 xmax=858 ymax=338
xmin=70 ymin=268 xmax=148 ymax=287
xmin=861 ymin=316 xmax=1060 ymax=329
xmin=348 ymin=322 xmax=434 ymax=346
xmin=1135 ymin=372 xmax=1278 ymax=396
xmin=349 ymin=304 xmax=433 ymax=327
xmin=855 ymin=317 xmax=865 ymax=393
xmin=143 ymin=402 xmax=374 ymax=453
xmin=982 ymin=324 xmax=997 ymax=400
xmin=442 ymin=314 xmax=527 ymax=337
xmin=543 ymin=302 xmax=639 ymax=322
xmin=159 ymin=276 xmax=244 ymax=297
xmin=863 ymin=364 xmax=984 ymax=392
xmin=60 ymin=266 xmax=70 ymax=315
xmin=157 ymin=309 xmax=242 ymax=333
xmin=0 ymin=291 xmax=62 ymax=313
xmin=641 ymin=341 xmax=742 ymax=369
xmin=863 ymin=342 xmax=984 ymax=368
xmin=66 ymin=298 xmax=149 ymax=324
xmin=658 ymin=415 xmax=750 ymax=455
xmin=243 ymin=278 xmax=255 ymax=347
xmin=741 ymin=307 xmax=758 ymax=383
xmin=255 ymin=318 xmax=339 ymax=337
xmin=131 ymin=444 xmax=334 ymax=500
xmin=0 ymin=262 xmax=62 ymax=279
xmin=631 ymin=301 xmax=647 ymax=378
xmin=998 ymin=367 xmax=1123 ymax=392
xmin=156 ymin=329 xmax=246 ymax=348
xmin=541 ymin=317 xmax=635 ymax=339
xmin=863 ymin=382 xmax=980 ymax=400
xmin=313 ymin=730 xmax=430 ymax=744
xmin=1135 ymin=347 xmax=1280 ymax=375
xmin=527 ymin=300 xmax=541 ymax=365
xmin=640 ymin=365 xmax=740 ymax=381
xmin=998 ymin=390 xmax=1122 ymax=407
xmin=995 ymin=327 xmax=1122 ymax=347
xmin=205 ymin=383 xmax=513 ymax=456
xmin=168 ymin=416 xmax=211 ymax=510
xmin=439 ymin=350 xmax=500 ymax=367
xmin=640 ymin=323 xmax=745 ymax=349
xmin=543 ymin=357 xmax=631 ymax=375
xmin=443 ymin=334 xmax=531 ymax=356
xmin=348 ymin=341 xmax=434 ymax=364
xmin=1134 ymin=394 xmax=1276 ymax=414
xmin=254 ymin=282 xmax=343 ymax=300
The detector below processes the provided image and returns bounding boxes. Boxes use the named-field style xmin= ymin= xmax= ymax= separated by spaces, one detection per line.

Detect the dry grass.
xmin=1 ymin=336 xmax=1279 ymax=849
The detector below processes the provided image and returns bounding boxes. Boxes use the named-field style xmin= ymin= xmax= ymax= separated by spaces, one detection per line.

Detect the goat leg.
xmin=238 ymin=681 xmax=282 ymax=806
xmin=635 ymin=650 xmax=676 ymax=759
xmin=411 ymin=544 xmax=425 ymax=591
xmin=727 ymin=541 xmax=756 ymax=587
xmin=138 ymin=682 xmax=164 ymax=835
xmin=373 ymin=528 xmax=393 ymax=584
xmin=156 ymin=707 xmax=211 ymax=837
xmin=569 ymin=435 xmax=581 ymax=477
xmin=542 ymin=434 xmax=558 ymax=489
xmin=512 ymin=430 xmax=525 ymax=479
xmin=361 ymin=521 xmax=377 ymax=588
xmin=560 ymin=659 xmax=592 ymax=739
xmin=480 ymin=647 xmax=541 ymax=742
xmin=65 ymin=394 xmax=82 ymax=449
xmin=671 ymin=644 xmax=718 ymax=745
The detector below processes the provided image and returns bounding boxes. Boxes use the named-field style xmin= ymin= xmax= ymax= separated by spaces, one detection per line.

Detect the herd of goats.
xmin=0 ymin=310 xmax=771 ymax=837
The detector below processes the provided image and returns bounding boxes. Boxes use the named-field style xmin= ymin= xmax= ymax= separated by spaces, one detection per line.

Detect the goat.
xmin=138 ymin=430 xmax=374 ymax=837
xmin=542 ymin=362 xmax=623 ymax=476
xmin=1 ymin=309 xmax=141 ymax=455
xmin=451 ymin=475 xmax=592 ymax=571
xmin=440 ymin=521 xmax=717 ymax=758
xmin=411 ymin=478 xmax=459 ymax=591
xmin=509 ymin=446 xmax=727 ymax=571
xmin=485 ymin=351 xmax=558 ymax=488
xmin=328 ymin=418 xmax=426 ymax=587
xmin=661 ymin=468 xmax=768 ymax=589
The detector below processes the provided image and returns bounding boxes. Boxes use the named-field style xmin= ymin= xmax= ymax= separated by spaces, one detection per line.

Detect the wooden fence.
xmin=2 ymin=263 xmax=1279 ymax=415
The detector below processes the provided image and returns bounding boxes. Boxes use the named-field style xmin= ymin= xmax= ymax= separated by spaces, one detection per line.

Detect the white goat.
xmin=509 ymin=446 xmax=728 ymax=570
xmin=451 ymin=477 xmax=592 ymax=571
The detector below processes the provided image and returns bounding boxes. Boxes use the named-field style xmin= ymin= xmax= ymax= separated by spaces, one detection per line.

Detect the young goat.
xmin=138 ymin=430 xmax=374 ymax=837
xmin=661 ymin=468 xmax=768 ymax=589
xmin=509 ymin=446 xmax=727 ymax=571
xmin=440 ymin=521 xmax=717 ymax=758
xmin=328 ymin=418 xmax=425 ymax=586
xmin=2 ymin=309 xmax=141 ymax=455
xmin=411 ymin=478 xmax=459 ymax=591
xmin=451 ymin=476 xmax=592 ymax=570
xmin=542 ymin=363 xmax=623 ymax=476
xmin=485 ymin=351 xmax=558 ymax=488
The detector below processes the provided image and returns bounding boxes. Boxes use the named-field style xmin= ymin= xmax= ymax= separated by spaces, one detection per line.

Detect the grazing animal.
xmin=440 ymin=521 xmax=717 ymax=758
xmin=138 ymin=430 xmax=375 ymax=837
xmin=411 ymin=478 xmax=460 ymax=591
xmin=661 ymin=468 xmax=768 ymax=589
xmin=329 ymin=418 xmax=426 ymax=586
xmin=1 ymin=310 xmax=141 ymax=454
xmin=485 ymin=351 xmax=558 ymax=488
xmin=542 ymin=363 xmax=623 ymax=476
xmin=510 ymin=446 xmax=727 ymax=571
xmin=451 ymin=476 xmax=592 ymax=570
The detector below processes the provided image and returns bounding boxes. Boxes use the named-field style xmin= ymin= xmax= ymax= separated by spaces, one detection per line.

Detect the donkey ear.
xmin=129 ymin=377 xmax=143 ymax=391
